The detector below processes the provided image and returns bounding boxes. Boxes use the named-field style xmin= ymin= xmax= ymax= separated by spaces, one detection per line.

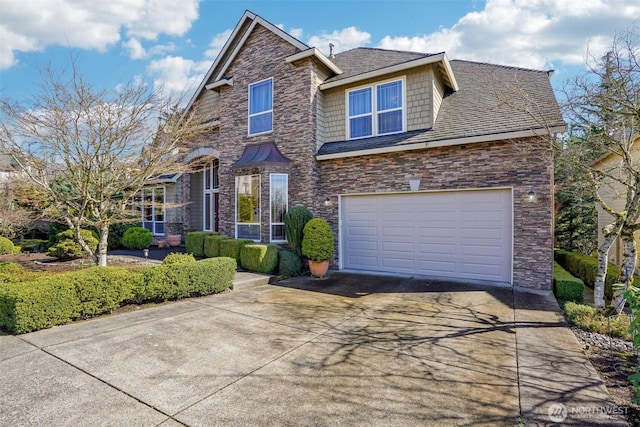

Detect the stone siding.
xmin=317 ymin=138 xmax=554 ymax=290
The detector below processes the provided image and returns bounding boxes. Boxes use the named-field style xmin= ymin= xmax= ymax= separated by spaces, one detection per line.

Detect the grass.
xmin=563 ymin=301 xmax=633 ymax=340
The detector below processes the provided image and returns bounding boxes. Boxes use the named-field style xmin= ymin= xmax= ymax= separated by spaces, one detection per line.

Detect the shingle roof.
xmin=317 ymin=57 xmax=565 ymax=157
xmin=325 ymin=47 xmax=437 ymax=84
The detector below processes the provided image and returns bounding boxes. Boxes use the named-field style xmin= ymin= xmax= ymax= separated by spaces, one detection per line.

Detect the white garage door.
xmin=341 ymin=189 xmax=512 ymax=284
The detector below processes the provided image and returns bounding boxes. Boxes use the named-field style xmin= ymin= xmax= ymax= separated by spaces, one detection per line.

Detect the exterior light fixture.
xmin=324 ymin=197 xmax=331 ymax=207
xmin=143 ymin=248 xmax=149 ymax=259
xmin=527 ymin=189 xmax=536 ymax=201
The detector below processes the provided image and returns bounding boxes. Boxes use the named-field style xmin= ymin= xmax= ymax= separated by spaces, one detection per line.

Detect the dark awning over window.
xmin=231 ymin=141 xmax=292 ymax=170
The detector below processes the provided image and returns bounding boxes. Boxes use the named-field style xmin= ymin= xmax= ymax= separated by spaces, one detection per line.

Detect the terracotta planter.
xmin=167 ymin=234 xmax=181 ymax=247
xmin=308 ymin=260 xmax=329 ymax=278
xmin=157 ymin=240 xmax=166 ymax=249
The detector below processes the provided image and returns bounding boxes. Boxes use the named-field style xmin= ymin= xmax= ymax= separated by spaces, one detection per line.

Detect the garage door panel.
xmin=342 ymin=189 xmax=512 ymax=284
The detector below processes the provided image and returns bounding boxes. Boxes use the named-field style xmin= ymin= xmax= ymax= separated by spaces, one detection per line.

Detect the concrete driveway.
xmin=0 ymin=273 xmax=627 ymax=426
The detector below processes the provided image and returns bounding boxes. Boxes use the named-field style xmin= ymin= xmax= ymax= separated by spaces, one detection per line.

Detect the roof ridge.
xmin=450 ymin=59 xmax=550 ymax=74
xmin=335 ymin=46 xmax=439 ymax=57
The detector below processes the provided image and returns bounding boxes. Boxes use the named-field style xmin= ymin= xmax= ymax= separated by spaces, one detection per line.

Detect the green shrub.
xmin=240 ymin=244 xmax=278 ymax=274
xmin=0 ymin=236 xmax=20 ymax=254
xmin=122 ymin=227 xmax=152 ymax=250
xmin=185 ymin=232 xmax=218 ymax=257
xmin=564 ymin=301 xmax=632 ymax=340
xmin=554 ymin=250 xmax=622 ymax=302
xmin=278 ymin=250 xmax=302 ymax=277
xmin=219 ymin=239 xmax=253 ymax=261
xmin=108 ymin=222 xmax=140 ymax=250
xmin=301 ymin=218 xmax=334 ymax=262
xmin=133 ymin=257 xmax=236 ymax=303
xmin=284 ymin=206 xmax=313 ymax=256
xmin=67 ymin=267 xmax=139 ymax=317
xmin=47 ymin=229 xmax=98 ymax=260
xmin=15 ymin=239 xmax=48 ymax=253
xmin=0 ymin=277 xmax=80 ymax=334
xmin=204 ymin=235 xmax=230 ymax=258
xmin=0 ymin=262 xmax=40 ymax=283
xmin=162 ymin=252 xmax=196 ymax=265
xmin=553 ymin=261 xmax=584 ymax=304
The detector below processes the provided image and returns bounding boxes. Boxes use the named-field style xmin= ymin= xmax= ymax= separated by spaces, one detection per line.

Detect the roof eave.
xmin=319 ymin=52 xmax=458 ymax=91
xmin=316 ymin=126 xmax=567 ymax=161
xmin=286 ymin=48 xmax=343 ymax=75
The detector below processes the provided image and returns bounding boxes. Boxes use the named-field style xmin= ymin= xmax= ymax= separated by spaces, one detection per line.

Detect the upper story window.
xmin=347 ymin=78 xmax=404 ymax=140
xmin=249 ymin=78 xmax=273 ymax=135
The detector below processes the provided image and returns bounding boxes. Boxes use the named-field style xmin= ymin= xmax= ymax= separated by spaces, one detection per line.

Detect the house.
xmin=593 ymin=133 xmax=640 ymax=267
xmin=155 ymin=10 xmax=565 ymax=289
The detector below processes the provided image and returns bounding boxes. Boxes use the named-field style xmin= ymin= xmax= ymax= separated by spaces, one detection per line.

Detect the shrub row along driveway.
xmin=1 ymin=273 xmax=627 ymax=426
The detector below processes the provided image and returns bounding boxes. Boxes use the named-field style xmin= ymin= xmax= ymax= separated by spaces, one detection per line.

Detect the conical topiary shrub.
xmin=284 ymin=205 xmax=313 ymax=256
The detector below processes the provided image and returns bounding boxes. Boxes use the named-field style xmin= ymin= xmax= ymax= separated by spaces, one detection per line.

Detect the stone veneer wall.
xmin=209 ymin=24 xmax=323 ymax=242
xmin=317 ymin=138 xmax=553 ymax=290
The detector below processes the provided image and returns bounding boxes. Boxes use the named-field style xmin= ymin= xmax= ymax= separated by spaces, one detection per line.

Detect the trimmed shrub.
xmin=122 ymin=227 xmax=152 ymax=250
xmin=278 ymin=250 xmax=302 ymax=277
xmin=67 ymin=267 xmax=139 ymax=317
xmin=284 ymin=206 xmax=313 ymax=256
xmin=0 ymin=262 xmax=40 ymax=283
xmin=219 ymin=239 xmax=253 ymax=261
xmin=108 ymin=222 xmax=140 ymax=250
xmin=15 ymin=239 xmax=48 ymax=253
xmin=301 ymin=218 xmax=334 ymax=262
xmin=0 ymin=236 xmax=19 ymax=254
xmin=133 ymin=257 xmax=236 ymax=303
xmin=0 ymin=258 xmax=237 ymax=333
xmin=553 ymin=261 xmax=584 ymax=304
xmin=0 ymin=277 xmax=80 ymax=334
xmin=204 ymin=235 xmax=231 ymax=258
xmin=162 ymin=252 xmax=196 ymax=265
xmin=564 ymin=301 xmax=631 ymax=339
xmin=47 ymin=229 xmax=98 ymax=260
xmin=185 ymin=231 xmax=218 ymax=257
xmin=554 ymin=250 xmax=622 ymax=302
xmin=240 ymin=244 xmax=278 ymax=274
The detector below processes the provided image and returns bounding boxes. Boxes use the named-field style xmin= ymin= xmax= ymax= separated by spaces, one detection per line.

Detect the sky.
xmin=0 ymin=0 xmax=639 ymax=104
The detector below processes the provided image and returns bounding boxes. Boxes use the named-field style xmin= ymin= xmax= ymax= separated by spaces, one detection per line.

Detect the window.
xmin=270 ymin=174 xmax=288 ymax=242
xmin=139 ymin=187 xmax=165 ymax=235
xmin=203 ymin=160 xmax=219 ymax=232
xmin=236 ymin=175 xmax=261 ymax=240
xmin=347 ymin=78 xmax=404 ymax=139
xmin=249 ymin=78 xmax=273 ymax=135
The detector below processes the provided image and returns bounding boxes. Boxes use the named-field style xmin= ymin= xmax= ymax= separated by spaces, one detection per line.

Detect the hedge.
xmin=0 ymin=257 xmax=237 ymax=334
xmin=219 ymin=239 xmax=253 ymax=261
xmin=553 ymin=261 xmax=584 ymax=304
xmin=554 ymin=249 xmax=619 ymax=301
xmin=204 ymin=235 xmax=231 ymax=258
xmin=185 ymin=231 xmax=218 ymax=257
xmin=240 ymin=244 xmax=278 ymax=274
xmin=278 ymin=250 xmax=302 ymax=277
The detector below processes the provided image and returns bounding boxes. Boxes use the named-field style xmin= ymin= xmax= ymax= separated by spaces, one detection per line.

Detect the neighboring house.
xmin=593 ymin=134 xmax=640 ymax=267
xmin=161 ymin=10 xmax=565 ymax=289
xmin=0 ymin=153 xmax=21 ymax=183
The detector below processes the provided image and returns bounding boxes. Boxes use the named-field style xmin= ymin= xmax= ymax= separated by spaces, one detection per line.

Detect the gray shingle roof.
xmin=317 ymin=55 xmax=565 ymax=157
xmin=325 ymin=47 xmax=438 ymax=84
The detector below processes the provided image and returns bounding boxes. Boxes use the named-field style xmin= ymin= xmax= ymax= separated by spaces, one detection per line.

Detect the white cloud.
xmin=204 ymin=30 xmax=233 ymax=60
xmin=0 ymin=0 xmax=199 ymax=69
xmin=122 ymin=38 xmax=176 ymax=60
xmin=377 ymin=0 xmax=640 ymax=70
xmin=308 ymin=27 xmax=371 ymax=56
xmin=147 ymin=55 xmax=210 ymax=102
xmin=290 ymin=28 xmax=304 ymax=40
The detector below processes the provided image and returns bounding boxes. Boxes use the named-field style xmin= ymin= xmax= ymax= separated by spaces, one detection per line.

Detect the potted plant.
xmin=167 ymin=234 xmax=181 ymax=247
xmin=301 ymin=218 xmax=334 ymax=278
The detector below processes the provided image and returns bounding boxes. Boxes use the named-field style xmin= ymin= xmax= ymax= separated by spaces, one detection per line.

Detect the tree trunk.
xmin=613 ymin=227 xmax=638 ymax=313
xmin=66 ymin=219 xmax=98 ymax=265
xmin=595 ymin=221 xmax=624 ymax=309
xmin=98 ymin=223 xmax=109 ymax=267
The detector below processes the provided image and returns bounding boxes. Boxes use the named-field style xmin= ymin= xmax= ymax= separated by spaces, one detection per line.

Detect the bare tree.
xmin=563 ymin=28 xmax=640 ymax=310
xmin=0 ymin=58 xmax=208 ymax=266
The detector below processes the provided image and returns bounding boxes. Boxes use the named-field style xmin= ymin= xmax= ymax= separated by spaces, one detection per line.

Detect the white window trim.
xmin=248 ymin=77 xmax=274 ymax=136
xmin=269 ymin=173 xmax=288 ymax=243
xmin=345 ymin=76 xmax=406 ymax=140
xmin=141 ymin=186 xmax=165 ymax=236
xmin=202 ymin=160 xmax=219 ymax=232
xmin=235 ymin=175 xmax=261 ymax=241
